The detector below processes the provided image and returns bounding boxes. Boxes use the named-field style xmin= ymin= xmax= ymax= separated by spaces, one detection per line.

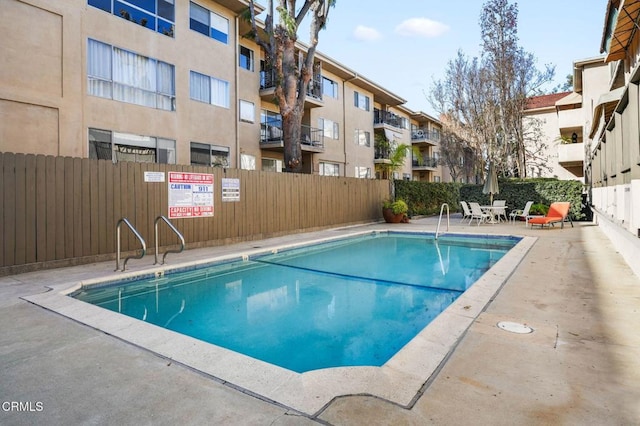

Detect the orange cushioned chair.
xmin=528 ymin=202 xmax=573 ymax=229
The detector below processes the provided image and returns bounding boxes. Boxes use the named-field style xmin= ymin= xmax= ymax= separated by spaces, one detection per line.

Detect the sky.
xmin=295 ymin=0 xmax=607 ymax=116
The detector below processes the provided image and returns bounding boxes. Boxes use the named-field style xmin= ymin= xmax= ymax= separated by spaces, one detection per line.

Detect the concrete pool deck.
xmin=1 ymin=216 xmax=639 ymax=425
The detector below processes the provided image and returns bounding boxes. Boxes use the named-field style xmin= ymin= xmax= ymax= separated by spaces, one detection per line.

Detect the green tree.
xmin=247 ymin=0 xmax=335 ymax=173
xmin=374 ymin=133 xmax=419 ymax=180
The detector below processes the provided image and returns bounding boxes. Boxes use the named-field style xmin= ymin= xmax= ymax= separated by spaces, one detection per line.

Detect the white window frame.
xmin=322 ymin=77 xmax=338 ymax=98
xmin=319 ymin=162 xmax=340 ymax=176
xmin=354 ymin=91 xmax=370 ymax=111
xmin=354 ymin=129 xmax=370 ymax=146
xmin=189 ymin=2 xmax=229 ymax=44
xmin=189 ymin=70 xmax=229 ymax=108
xmin=355 ymin=166 xmax=371 ymax=179
xmin=261 ymin=158 xmax=283 ymax=173
xmin=87 ymin=39 xmax=175 ymax=111
xmin=239 ymin=100 xmax=255 ymax=122
xmin=241 ymin=153 xmax=256 ymax=170
xmin=318 ymin=118 xmax=339 ymax=140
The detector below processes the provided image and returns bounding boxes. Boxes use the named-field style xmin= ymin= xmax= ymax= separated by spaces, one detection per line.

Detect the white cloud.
xmin=353 ymin=25 xmax=382 ymax=42
xmin=394 ymin=18 xmax=449 ymax=38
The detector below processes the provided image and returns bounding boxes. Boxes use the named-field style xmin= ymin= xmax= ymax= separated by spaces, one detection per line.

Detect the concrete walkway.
xmin=1 ymin=217 xmax=639 ymax=425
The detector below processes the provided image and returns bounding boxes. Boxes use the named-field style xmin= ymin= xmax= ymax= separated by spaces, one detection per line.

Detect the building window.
xmin=89 ymin=128 xmax=175 ymax=164
xmin=189 ymin=71 xmax=229 ymax=108
xmin=262 ymin=158 xmax=282 ymax=172
xmin=354 ymin=91 xmax=370 ymax=111
xmin=322 ymin=77 xmax=338 ymax=98
xmin=190 ymin=142 xmax=229 ymax=167
xmin=240 ymin=154 xmax=256 ymax=170
xmin=189 ymin=2 xmax=229 ymax=44
xmin=87 ymin=39 xmax=175 ymax=111
xmin=403 ymin=173 xmax=411 ymax=181
xmin=319 ymin=162 xmax=339 ymax=176
xmin=434 ymin=176 xmax=441 ymax=182
xmin=239 ymin=46 xmax=254 ymax=71
xmin=354 ymin=129 xmax=370 ymax=146
xmin=318 ymin=118 xmax=339 ymax=140
xmin=239 ymin=100 xmax=255 ymax=122
xmin=261 ymin=110 xmax=282 ymax=142
xmin=355 ymin=166 xmax=371 ymax=179
xmin=88 ymin=0 xmax=175 ymax=37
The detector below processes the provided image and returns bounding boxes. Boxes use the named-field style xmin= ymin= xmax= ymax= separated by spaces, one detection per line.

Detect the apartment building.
xmin=522 ymin=91 xmax=575 ymax=179
xmin=0 ymin=0 xmax=443 ymax=181
xmin=587 ymin=0 xmax=640 ymax=277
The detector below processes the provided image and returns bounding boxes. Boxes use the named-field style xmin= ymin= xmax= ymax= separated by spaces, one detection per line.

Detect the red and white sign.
xmin=168 ymin=172 xmax=214 ymax=218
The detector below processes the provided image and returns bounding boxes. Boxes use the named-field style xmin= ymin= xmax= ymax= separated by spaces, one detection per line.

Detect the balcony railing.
xmin=374 ymin=109 xmax=403 ymax=129
xmin=260 ymin=120 xmax=324 ymax=150
xmin=411 ymin=128 xmax=440 ymax=142
xmin=374 ymin=146 xmax=391 ymax=160
xmin=558 ymin=142 xmax=584 ymax=165
xmin=260 ymin=69 xmax=322 ymax=101
xmin=412 ymin=156 xmax=438 ymax=168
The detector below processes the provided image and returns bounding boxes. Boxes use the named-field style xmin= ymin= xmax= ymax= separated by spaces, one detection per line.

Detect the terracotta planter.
xmin=382 ymin=208 xmax=406 ymax=223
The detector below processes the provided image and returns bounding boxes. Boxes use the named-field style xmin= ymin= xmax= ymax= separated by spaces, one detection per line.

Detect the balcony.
xmin=411 ymin=128 xmax=440 ymax=146
xmin=374 ymin=146 xmax=392 ymax=164
xmin=260 ymin=121 xmax=325 ymax=153
xmin=557 ymin=108 xmax=583 ymax=130
xmin=412 ymin=156 xmax=438 ymax=170
xmin=558 ymin=142 xmax=585 ymax=177
xmin=374 ymin=109 xmax=403 ymax=130
xmin=260 ymin=69 xmax=323 ymax=108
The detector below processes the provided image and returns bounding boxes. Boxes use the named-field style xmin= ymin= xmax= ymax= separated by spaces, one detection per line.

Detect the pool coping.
xmin=22 ymin=230 xmax=537 ymax=416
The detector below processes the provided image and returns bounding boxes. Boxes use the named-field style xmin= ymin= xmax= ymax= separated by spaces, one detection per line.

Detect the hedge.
xmin=394 ymin=178 xmax=586 ymax=220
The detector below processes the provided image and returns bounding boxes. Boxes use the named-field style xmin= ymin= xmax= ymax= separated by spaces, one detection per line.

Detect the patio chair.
xmin=492 ymin=199 xmax=507 ymax=222
xmin=528 ymin=202 xmax=574 ymax=229
xmin=509 ymin=201 xmax=534 ymax=225
xmin=468 ymin=202 xmax=491 ymax=226
xmin=460 ymin=201 xmax=472 ymax=222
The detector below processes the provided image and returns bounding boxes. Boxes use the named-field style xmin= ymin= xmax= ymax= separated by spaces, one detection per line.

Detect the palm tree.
xmin=374 ymin=134 xmax=419 ymax=180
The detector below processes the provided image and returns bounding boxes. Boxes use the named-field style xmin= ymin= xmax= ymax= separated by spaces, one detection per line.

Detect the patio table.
xmin=480 ymin=205 xmax=507 ymax=224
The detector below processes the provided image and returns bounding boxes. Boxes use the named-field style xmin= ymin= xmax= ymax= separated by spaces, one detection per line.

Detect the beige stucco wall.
xmin=341 ymin=82 xmax=374 ymax=177
xmin=0 ymin=0 xmax=84 ymax=157
xmin=1 ymin=0 xmax=420 ymax=178
xmin=522 ymin=107 xmax=580 ymax=180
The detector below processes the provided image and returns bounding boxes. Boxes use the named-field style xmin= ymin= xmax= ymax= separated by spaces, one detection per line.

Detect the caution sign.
xmin=168 ymin=172 xmax=214 ymax=218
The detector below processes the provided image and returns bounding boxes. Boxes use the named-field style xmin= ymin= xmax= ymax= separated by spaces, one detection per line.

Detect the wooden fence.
xmin=0 ymin=152 xmax=389 ymax=275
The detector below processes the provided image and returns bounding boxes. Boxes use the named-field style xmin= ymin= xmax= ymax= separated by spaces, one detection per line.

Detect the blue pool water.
xmin=72 ymin=232 xmax=519 ymax=373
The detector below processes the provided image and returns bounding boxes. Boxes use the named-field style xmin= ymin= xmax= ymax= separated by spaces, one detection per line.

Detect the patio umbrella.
xmin=483 ymin=161 xmax=499 ymax=204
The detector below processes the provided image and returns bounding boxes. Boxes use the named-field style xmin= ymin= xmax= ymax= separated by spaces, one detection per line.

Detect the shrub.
xmin=383 ymin=199 xmax=409 ymax=215
xmin=529 ymin=203 xmax=548 ymax=215
xmin=395 ymin=178 xmax=585 ymax=220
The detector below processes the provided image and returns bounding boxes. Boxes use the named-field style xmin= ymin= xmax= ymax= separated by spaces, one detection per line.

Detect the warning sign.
xmin=168 ymin=172 xmax=214 ymax=218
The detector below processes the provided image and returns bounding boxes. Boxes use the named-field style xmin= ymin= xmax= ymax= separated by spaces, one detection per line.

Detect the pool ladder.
xmin=115 ymin=218 xmax=147 ymax=272
xmin=435 ymin=203 xmax=450 ymax=240
xmin=114 ymin=216 xmax=185 ymax=271
xmin=154 ymin=215 xmax=185 ymax=265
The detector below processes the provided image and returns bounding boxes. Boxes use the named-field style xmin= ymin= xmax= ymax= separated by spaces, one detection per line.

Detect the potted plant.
xmin=382 ymin=199 xmax=409 ymax=223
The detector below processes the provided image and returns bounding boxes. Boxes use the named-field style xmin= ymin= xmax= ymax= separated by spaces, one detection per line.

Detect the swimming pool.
xmin=25 ymin=227 xmax=536 ymax=414
xmin=71 ymin=232 xmax=520 ymax=373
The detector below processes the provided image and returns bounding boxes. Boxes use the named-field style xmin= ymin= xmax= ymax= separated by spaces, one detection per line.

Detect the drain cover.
xmin=497 ymin=321 xmax=533 ymax=334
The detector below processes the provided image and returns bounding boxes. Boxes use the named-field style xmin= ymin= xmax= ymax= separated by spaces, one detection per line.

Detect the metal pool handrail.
xmin=154 ymin=215 xmax=185 ymax=265
xmin=435 ymin=203 xmax=450 ymax=240
xmin=115 ymin=218 xmax=147 ymax=272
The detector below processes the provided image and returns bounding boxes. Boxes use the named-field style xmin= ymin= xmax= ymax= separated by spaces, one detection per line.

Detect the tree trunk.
xmin=277 ymin=35 xmax=305 ymax=173
xmin=282 ymin=109 xmax=302 ymax=172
